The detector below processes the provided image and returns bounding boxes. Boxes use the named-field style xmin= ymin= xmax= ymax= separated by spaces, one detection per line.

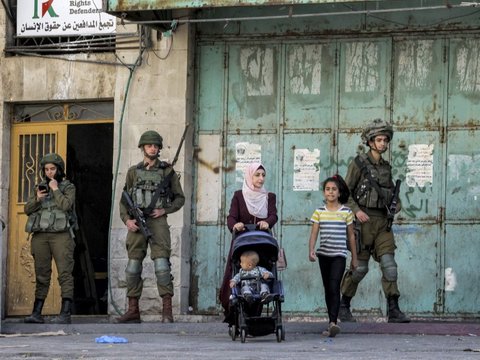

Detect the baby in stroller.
xmin=229 ymin=250 xmax=274 ymax=303
xmin=227 ymin=229 xmax=285 ymax=343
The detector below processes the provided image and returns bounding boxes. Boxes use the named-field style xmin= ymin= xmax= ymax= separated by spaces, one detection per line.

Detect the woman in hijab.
xmin=220 ymin=162 xmax=278 ymax=324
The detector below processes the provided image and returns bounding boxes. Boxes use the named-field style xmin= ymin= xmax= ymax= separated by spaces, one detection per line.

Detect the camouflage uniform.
xmin=116 ymin=130 xmax=185 ymax=324
xmin=339 ymin=119 xmax=410 ymax=323
xmin=24 ymin=153 xmax=75 ymax=324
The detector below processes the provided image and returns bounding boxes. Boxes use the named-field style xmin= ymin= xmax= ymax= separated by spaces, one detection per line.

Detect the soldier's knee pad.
xmin=351 ymin=260 xmax=369 ymax=282
xmin=380 ymin=253 xmax=397 ymax=281
xmin=125 ymin=259 xmax=142 ymax=275
xmin=154 ymin=258 xmax=171 ymax=286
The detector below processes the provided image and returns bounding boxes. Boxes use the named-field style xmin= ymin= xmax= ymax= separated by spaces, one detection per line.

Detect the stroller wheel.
xmin=229 ymin=325 xmax=237 ymax=341
xmin=276 ymin=326 xmax=284 ymax=343
xmin=240 ymin=328 xmax=247 ymax=343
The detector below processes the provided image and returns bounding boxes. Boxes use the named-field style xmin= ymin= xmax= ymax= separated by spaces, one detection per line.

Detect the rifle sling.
xmin=354 ymin=155 xmax=388 ymax=208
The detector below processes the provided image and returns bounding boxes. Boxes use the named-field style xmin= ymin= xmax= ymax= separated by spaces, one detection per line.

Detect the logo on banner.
xmin=33 ymin=0 xmax=58 ymax=19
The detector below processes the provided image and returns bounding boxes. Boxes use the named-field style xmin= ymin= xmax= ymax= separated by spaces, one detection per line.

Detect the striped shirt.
xmin=310 ymin=205 xmax=354 ymax=258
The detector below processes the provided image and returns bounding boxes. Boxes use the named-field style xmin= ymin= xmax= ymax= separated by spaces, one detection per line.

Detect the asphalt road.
xmin=1 ymin=320 xmax=479 ymax=359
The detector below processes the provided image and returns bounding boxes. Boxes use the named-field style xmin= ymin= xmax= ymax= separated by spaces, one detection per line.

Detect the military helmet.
xmin=361 ymin=119 xmax=394 ymax=144
xmin=138 ymin=130 xmax=163 ymax=149
xmin=40 ymin=153 xmax=65 ymax=171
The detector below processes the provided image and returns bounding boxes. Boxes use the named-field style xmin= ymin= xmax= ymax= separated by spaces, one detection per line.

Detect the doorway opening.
xmin=66 ymin=123 xmax=113 ymax=315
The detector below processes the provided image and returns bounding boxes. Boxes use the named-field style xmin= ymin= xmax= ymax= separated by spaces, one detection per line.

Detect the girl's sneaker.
xmin=328 ymin=323 xmax=341 ymax=338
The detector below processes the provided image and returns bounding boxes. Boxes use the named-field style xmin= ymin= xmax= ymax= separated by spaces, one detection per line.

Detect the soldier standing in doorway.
xmin=339 ymin=119 xmax=410 ymax=323
xmin=24 ymin=153 xmax=76 ymax=324
xmin=116 ymin=130 xmax=185 ymax=323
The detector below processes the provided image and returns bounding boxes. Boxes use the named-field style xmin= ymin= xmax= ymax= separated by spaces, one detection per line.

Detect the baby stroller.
xmin=228 ymin=227 xmax=285 ymax=343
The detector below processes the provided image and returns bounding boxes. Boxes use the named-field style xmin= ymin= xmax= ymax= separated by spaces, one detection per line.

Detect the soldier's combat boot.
xmin=387 ymin=295 xmax=410 ymax=323
xmin=51 ymin=298 xmax=73 ymax=324
xmin=338 ymin=295 xmax=356 ymax=322
xmin=162 ymin=295 xmax=174 ymax=323
xmin=24 ymin=299 xmax=45 ymax=324
xmin=115 ymin=297 xmax=141 ymax=323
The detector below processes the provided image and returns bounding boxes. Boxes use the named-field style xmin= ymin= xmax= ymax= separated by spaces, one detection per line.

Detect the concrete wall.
xmin=109 ymin=22 xmax=193 ymax=318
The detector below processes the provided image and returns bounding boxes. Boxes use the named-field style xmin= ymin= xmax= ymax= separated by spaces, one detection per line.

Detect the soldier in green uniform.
xmin=339 ymin=119 xmax=410 ymax=323
xmin=116 ymin=130 xmax=185 ymax=323
xmin=24 ymin=153 xmax=76 ymax=324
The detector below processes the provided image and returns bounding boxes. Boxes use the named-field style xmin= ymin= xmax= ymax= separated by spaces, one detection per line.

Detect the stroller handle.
xmin=240 ymin=275 xmax=273 ymax=282
xmin=233 ymin=223 xmax=272 ymax=235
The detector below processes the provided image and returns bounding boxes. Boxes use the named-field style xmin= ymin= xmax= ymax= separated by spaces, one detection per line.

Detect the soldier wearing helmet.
xmin=339 ymin=119 xmax=410 ymax=323
xmin=116 ymin=130 xmax=185 ymax=323
xmin=24 ymin=153 xmax=76 ymax=325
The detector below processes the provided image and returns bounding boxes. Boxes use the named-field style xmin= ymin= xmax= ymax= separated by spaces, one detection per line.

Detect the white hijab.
xmin=242 ymin=162 xmax=268 ymax=219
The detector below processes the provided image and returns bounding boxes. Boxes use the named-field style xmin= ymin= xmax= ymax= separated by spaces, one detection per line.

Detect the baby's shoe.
xmin=261 ymin=292 xmax=273 ymax=303
xmin=229 ymin=294 xmax=238 ymax=306
xmin=244 ymin=292 xmax=253 ymax=303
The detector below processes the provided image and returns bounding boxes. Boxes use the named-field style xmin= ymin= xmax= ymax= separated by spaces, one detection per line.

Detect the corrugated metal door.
xmin=193 ymin=35 xmax=480 ymax=318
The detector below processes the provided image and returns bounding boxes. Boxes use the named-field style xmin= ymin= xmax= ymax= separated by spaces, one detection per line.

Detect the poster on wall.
xmin=235 ymin=142 xmax=262 ymax=183
xmin=17 ymin=0 xmax=116 ymax=37
xmin=406 ymin=144 xmax=434 ymax=187
xmin=293 ymin=148 xmax=320 ymax=191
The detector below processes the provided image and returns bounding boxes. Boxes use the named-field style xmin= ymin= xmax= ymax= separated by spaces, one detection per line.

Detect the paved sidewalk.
xmin=2 ymin=316 xmax=480 ymax=336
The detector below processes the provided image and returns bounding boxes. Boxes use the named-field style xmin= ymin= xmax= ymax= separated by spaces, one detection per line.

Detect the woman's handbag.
xmin=277 ymin=248 xmax=287 ymax=271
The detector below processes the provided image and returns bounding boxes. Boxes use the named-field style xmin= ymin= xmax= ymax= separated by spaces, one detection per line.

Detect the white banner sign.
xmin=17 ymin=0 xmax=116 ymax=37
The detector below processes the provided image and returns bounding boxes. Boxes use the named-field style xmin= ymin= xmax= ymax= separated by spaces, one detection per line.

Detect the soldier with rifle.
xmin=116 ymin=129 xmax=186 ymax=323
xmin=339 ymin=119 xmax=410 ymax=323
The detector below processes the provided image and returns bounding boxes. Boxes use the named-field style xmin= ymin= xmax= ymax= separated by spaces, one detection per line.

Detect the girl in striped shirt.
xmin=308 ymin=175 xmax=358 ymax=337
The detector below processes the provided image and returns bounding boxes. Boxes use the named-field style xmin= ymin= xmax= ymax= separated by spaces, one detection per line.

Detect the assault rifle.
xmin=170 ymin=123 xmax=189 ymax=167
xmin=122 ymin=190 xmax=153 ymax=241
xmin=386 ymin=179 xmax=401 ymax=232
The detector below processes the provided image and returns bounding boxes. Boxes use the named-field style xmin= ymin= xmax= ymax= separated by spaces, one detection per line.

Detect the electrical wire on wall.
xmin=146 ymin=20 xmax=178 ymax=61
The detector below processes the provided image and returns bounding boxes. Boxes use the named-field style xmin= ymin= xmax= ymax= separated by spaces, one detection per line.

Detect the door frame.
xmin=7 ymin=123 xmax=67 ymax=315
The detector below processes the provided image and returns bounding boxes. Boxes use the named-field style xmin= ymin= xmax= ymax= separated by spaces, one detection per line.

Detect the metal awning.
xmin=106 ymin=0 xmax=479 ymax=12
xmin=106 ymin=0 xmax=377 ymax=12
xmin=104 ymin=0 xmax=480 ymax=29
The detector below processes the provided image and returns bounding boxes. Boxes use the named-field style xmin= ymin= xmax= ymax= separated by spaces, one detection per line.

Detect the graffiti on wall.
xmin=397 ymin=40 xmax=433 ymax=89
xmin=240 ymin=47 xmax=274 ymax=96
xmin=455 ymin=39 xmax=480 ymax=93
xmin=288 ymin=44 xmax=322 ymax=95
xmin=344 ymin=41 xmax=379 ymax=93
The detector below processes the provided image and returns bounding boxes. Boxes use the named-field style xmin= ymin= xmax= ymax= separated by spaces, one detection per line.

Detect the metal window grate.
xmin=12 ymin=102 xmax=114 ymax=123
xmin=18 ymin=134 xmax=56 ymax=203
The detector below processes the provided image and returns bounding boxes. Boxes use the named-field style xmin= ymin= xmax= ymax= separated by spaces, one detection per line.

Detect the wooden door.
xmin=7 ymin=124 xmax=67 ymax=315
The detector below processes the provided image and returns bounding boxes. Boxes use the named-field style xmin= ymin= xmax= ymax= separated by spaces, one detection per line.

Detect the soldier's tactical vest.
xmin=353 ymin=153 xmax=394 ymax=209
xmin=25 ymin=180 xmax=74 ymax=233
xmin=131 ymin=163 xmax=173 ymax=210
